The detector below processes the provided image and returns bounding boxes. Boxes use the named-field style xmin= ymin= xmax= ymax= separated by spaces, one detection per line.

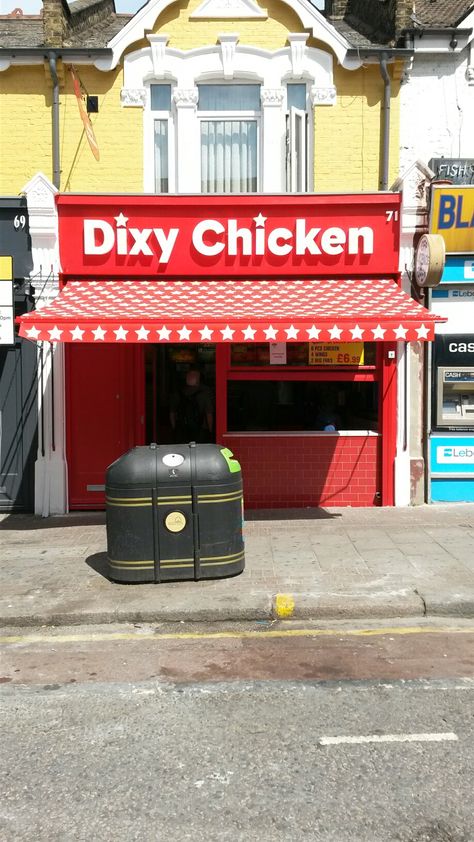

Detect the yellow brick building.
xmin=0 ymin=0 xmax=401 ymax=196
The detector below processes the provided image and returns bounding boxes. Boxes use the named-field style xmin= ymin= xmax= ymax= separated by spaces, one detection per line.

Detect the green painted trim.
xmin=220 ymin=447 xmax=241 ymax=474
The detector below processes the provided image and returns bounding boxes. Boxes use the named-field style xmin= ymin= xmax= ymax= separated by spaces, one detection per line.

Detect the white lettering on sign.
xmin=83 ymin=216 xmax=375 ymax=263
xmin=448 ymin=342 xmax=474 ymax=353
xmin=84 ymin=219 xmax=179 ymax=264
xmin=437 ymin=446 xmax=474 ymax=464
xmin=465 ymin=260 xmax=474 ymax=280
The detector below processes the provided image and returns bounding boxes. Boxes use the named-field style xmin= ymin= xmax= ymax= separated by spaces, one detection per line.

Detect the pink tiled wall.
xmin=223 ymin=434 xmax=380 ymax=508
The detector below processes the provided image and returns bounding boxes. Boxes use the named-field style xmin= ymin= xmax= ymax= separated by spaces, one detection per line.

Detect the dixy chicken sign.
xmin=57 ymin=193 xmax=401 ymax=277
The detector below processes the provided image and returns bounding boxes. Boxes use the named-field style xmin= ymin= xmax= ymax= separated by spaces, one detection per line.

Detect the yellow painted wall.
xmin=0 ymin=63 xmax=143 ymax=194
xmin=314 ymin=63 xmax=400 ymax=191
xmin=0 ymin=0 xmax=400 ymax=195
xmin=153 ymin=0 xmax=301 ymax=50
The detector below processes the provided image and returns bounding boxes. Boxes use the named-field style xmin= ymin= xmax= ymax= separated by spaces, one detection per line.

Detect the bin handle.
xmin=189 ymin=442 xmax=201 ymax=581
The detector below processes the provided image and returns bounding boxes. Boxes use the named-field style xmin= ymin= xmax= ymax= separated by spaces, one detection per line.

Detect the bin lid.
xmin=106 ymin=443 xmax=241 ymax=489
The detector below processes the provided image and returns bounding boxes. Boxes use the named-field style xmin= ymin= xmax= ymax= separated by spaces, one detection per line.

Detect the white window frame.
xmin=124 ymin=41 xmax=336 ymax=194
xmin=287 ymin=106 xmax=308 ymax=192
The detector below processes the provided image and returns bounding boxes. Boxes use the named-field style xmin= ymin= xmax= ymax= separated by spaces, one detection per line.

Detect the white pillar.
xmin=261 ymin=88 xmax=285 ymax=191
xmin=173 ymin=88 xmax=200 ymax=193
xmin=22 ymin=173 xmax=67 ymax=516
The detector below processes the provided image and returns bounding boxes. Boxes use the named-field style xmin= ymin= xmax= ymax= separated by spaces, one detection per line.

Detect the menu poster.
xmin=309 ymin=342 xmax=365 ymax=366
xmin=270 ymin=342 xmax=287 ymax=365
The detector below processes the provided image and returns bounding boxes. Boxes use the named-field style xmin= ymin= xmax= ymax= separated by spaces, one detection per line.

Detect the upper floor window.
xmin=286 ymin=83 xmax=308 ymax=192
xmin=151 ymin=84 xmax=172 ymax=193
xmin=198 ymin=84 xmax=261 ymax=194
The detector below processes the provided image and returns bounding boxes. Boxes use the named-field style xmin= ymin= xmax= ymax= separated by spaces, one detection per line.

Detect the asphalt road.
xmin=1 ymin=622 xmax=474 ymax=842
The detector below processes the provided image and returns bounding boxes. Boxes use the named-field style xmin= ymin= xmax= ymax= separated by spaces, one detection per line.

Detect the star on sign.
xmin=329 ymin=325 xmax=342 ymax=340
xmin=416 ymin=324 xmax=430 ymax=340
xmin=71 ymin=326 xmax=85 ymax=341
xmin=136 ymin=326 xmax=150 ymax=341
xmin=26 ymin=326 xmax=40 ymax=340
xmin=178 ymin=325 xmax=192 ymax=341
xmin=158 ymin=325 xmax=171 ymax=341
xmin=48 ymin=326 xmax=63 ymax=341
xmin=200 ymin=326 xmax=213 ymax=341
xmin=243 ymin=325 xmax=256 ymax=340
xmin=285 ymin=325 xmax=299 ymax=340
xmin=221 ymin=325 xmax=235 ymax=341
xmin=394 ymin=324 xmax=408 ymax=340
xmin=350 ymin=325 xmax=364 ymax=340
xmin=307 ymin=325 xmax=321 ymax=340
xmin=114 ymin=213 xmax=128 ymax=227
xmin=92 ymin=326 xmax=107 ymax=341
xmin=114 ymin=326 xmax=128 ymax=341
xmin=264 ymin=325 xmax=278 ymax=340
xmin=253 ymin=213 xmax=267 ymax=228
xmin=372 ymin=324 xmax=386 ymax=340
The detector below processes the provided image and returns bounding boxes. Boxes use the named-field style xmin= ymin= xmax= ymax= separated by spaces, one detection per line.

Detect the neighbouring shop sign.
xmin=56 ymin=193 xmax=401 ymax=277
xmin=439 ymin=255 xmax=474 ymax=284
xmin=429 ymin=158 xmax=474 ymax=185
xmin=309 ymin=342 xmax=365 ymax=366
xmin=430 ymin=186 xmax=474 ymax=253
xmin=0 ymin=256 xmax=14 ymax=345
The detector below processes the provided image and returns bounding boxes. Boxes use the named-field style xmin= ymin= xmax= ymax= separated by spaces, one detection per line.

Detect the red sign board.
xmin=56 ymin=193 xmax=401 ymax=278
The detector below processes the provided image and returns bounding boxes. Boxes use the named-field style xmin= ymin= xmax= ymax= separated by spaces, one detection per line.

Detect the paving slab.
xmin=0 ymin=504 xmax=473 ymax=626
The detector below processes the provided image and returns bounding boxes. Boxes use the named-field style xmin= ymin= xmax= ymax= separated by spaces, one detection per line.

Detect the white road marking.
xmin=320 ymin=732 xmax=458 ymax=746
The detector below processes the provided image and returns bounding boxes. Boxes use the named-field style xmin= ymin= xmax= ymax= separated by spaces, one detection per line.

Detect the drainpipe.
xmin=379 ymin=53 xmax=390 ymax=190
xmin=48 ymin=51 xmax=60 ymax=190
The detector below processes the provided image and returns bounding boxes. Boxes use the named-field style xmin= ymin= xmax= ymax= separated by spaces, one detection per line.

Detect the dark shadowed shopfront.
xmin=19 ymin=193 xmax=442 ymax=510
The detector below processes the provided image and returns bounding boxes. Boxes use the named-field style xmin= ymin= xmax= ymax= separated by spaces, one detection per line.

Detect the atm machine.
xmin=437 ymin=368 xmax=474 ymax=427
xmin=430 ymin=342 xmax=474 ymax=502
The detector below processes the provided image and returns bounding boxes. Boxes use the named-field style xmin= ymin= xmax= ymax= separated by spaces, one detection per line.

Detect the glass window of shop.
xmin=227 ymin=341 xmax=379 ymax=433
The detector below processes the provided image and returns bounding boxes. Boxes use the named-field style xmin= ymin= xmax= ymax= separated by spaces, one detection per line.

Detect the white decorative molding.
xmin=147 ymin=34 xmax=170 ymax=78
xmin=261 ymin=87 xmax=285 ymax=107
xmin=172 ymin=88 xmax=199 ymax=108
xmin=288 ymin=33 xmax=308 ymax=78
xmin=310 ymin=85 xmax=336 ymax=106
xmin=21 ymin=172 xmax=60 ymax=283
xmin=104 ymin=0 xmax=355 ymax=70
xmin=190 ymin=0 xmax=267 ymax=20
xmin=218 ymin=34 xmax=239 ymax=79
xmin=120 ymin=88 xmax=147 ymax=107
xmin=391 ymin=159 xmax=435 ymax=226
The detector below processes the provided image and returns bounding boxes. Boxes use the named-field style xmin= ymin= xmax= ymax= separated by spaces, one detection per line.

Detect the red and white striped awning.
xmin=19 ymin=278 xmax=444 ymax=343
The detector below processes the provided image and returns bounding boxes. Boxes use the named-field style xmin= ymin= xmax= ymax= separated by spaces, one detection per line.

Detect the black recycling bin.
xmin=105 ymin=443 xmax=244 ymax=583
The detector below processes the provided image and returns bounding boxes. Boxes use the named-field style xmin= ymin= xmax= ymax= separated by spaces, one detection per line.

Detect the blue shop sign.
xmin=439 ymin=255 xmax=474 ymax=284
xmin=430 ymin=436 xmax=474 ymax=475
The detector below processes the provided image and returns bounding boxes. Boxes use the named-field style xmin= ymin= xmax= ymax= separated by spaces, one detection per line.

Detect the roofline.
xmin=0 ymin=48 xmax=113 ymax=57
xmin=346 ymin=48 xmax=414 ymax=59
xmin=402 ymin=26 xmax=473 ymax=36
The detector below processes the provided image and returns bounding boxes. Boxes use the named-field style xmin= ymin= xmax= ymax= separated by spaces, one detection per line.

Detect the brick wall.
xmin=223 ymin=434 xmax=380 ymax=508
xmin=314 ymin=63 xmax=401 ymax=191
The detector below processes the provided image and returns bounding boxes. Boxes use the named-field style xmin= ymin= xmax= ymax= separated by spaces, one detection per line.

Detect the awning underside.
xmin=19 ymin=279 xmax=444 ymax=343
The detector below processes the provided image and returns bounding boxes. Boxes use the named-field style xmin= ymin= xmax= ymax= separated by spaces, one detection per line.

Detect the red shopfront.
xmin=19 ymin=193 xmax=441 ymax=510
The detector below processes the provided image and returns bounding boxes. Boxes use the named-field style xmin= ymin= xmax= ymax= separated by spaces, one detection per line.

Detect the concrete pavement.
xmin=1 ymin=503 xmax=473 ymax=626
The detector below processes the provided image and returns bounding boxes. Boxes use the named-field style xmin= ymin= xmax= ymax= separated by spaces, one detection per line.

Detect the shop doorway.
xmin=144 ymin=344 xmax=216 ymax=445
xmin=67 ymin=344 xmax=143 ymax=509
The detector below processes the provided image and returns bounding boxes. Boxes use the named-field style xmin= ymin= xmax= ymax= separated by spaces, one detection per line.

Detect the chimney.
xmin=395 ymin=0 xmax=415 ymax=38
xmin=328 ymin=1 xmax=351 ymax=20
xmin=42 ymin=0 xmax=70 ymax=47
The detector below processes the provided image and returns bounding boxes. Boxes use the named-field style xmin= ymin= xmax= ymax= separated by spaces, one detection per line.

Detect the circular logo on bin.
xmin=162 ymin=453 xmax=185 ymax=468
xmin=165 ymin=511 xmax=187 ymax=533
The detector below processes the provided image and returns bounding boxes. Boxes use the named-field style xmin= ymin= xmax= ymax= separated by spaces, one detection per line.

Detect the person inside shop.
xmin=169 ymin=368 xmax=214 ymax=443
xmin=314 ymin=388 xmax=342 ymax=432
